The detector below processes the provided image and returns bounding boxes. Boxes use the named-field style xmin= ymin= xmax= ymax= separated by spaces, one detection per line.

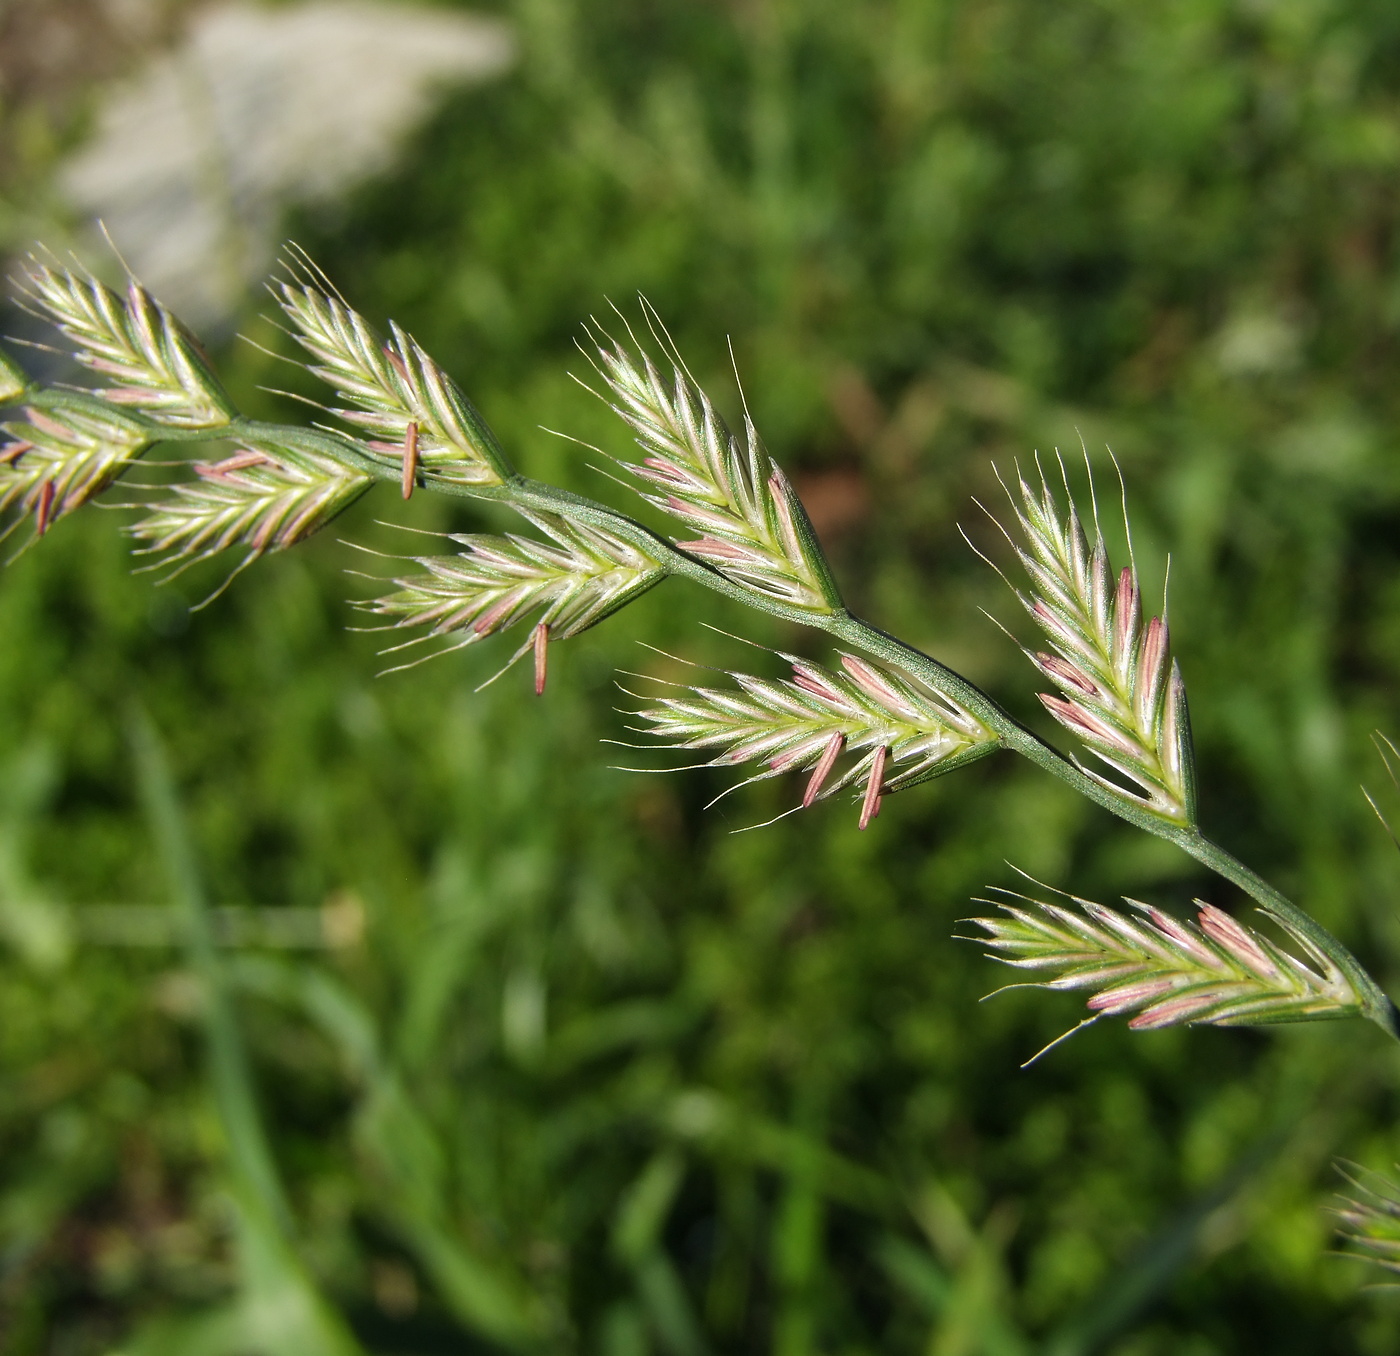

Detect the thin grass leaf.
xmin=275 ymin=273 xmax=511 ymax=487
xmin=0 ymin=402 xmax=150 ymax=539
xmin=969 ymin=887 xmax=1361 ymax=1031
xmin=1044 ymin=1131 xmax=1284 ymax=1356
xmin=989 ymin=459 xmax=1196 ymax=824
xmin=359 ymin=507 xmax=666 ymax=677
xmin=21 ymin=261 xmax=235 ymax=428
xmin=230 ymin=956 xmax=546 ymax=1347
xmin=128 ymin=443 xmax=372 ymax=576
xmin=633 ymin=651 xmax=996 ymax=824
xmin=130 ymin=713 xmax=364 ymax=1356
xmin=588 ymin=322 xmax=841 ymax=613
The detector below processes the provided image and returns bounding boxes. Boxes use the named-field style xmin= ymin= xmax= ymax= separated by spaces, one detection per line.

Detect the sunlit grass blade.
xmin=229 ymin=954 xmax=547 ymax=1347
xmin=130 ymin=711 xmax=365 ymax=1356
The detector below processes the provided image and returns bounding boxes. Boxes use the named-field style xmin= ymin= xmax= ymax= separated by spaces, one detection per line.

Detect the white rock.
xmin=60 ymin=1 xmax=515 ymax=325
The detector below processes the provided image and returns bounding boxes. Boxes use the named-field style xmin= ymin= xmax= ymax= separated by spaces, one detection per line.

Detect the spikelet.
xmin=275 ymin=273 xmax=511 ymax=488
xmin=968 ymin=888 xmax=1360 ymax=1030
xmin=589 ymin=325 xmax=841 ymax=613
xmin=1334 ymin=1166 xmax=1400 ymax=1277
xmin=0 ymin=403 xmax=150 ymax=539
xmin=633 ymin=651 xmax=996 ymax=826
xmin=20 ymin=261 xmax=234 ymax=429
xmin=990 ymin=459 xmax=1196 ymax=824
xmin=360 ymin=509 xmax=666 ymax=675
xmin=129 ymin=443 xmax=372 ymax=575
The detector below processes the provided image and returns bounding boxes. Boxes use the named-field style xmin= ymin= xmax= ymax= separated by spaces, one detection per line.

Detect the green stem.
xmin=23 ymin=391 xmax=1397 ymax=1038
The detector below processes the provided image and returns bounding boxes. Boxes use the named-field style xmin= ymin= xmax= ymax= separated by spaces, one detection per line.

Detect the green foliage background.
xmin=7 ymin=0 xmax=1400 ymax=1350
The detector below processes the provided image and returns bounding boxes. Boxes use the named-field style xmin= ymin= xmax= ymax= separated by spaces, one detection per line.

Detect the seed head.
xmin=129 ymin=442 xmax=371 ymax=575
xmin=360 ymin=508 xmax=665 ymax=676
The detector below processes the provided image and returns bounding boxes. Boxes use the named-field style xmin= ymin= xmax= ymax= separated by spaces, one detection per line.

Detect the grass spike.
xmin=127 ymin=443 xmax=372 ymax=573
xmin=0 ymin=402 xmax=150 ymax=542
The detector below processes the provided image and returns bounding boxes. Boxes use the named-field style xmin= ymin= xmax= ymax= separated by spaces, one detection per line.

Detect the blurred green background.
xmin=7 ymin=0 xmax=1400 ymax=1351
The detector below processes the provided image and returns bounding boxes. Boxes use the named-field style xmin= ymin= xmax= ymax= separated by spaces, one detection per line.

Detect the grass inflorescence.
xmin=0 ymin=250 xmax=1392 ymax=1061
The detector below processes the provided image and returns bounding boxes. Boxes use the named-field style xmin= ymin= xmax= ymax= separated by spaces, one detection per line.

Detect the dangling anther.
xmin=858 ymin=745 xmax=887 ymax=830
xmin=533 ymin=621 xmax=549 ymax=696
xmin=402 ymin=421 xmax=419 ymax=499
xmin=802 ymin=731 xmax=844 ymax=808
xmin=34 ymin=479 xmax=55 ymax=537
xmin=0 ymin=439 xmax=32 ymax=465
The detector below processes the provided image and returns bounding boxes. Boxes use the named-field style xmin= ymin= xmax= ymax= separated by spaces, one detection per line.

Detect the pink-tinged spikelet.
xmin=0 ymin=402 xmax=151 ymax=539
xmin=359 ymin=507 xmax=665 ymax=688
xmin=20 ymin=260 xmax=235 ymax=429
xmin=633 ymin=650 xmax=996 ymax=826
xmin=988 ymin=458 xmax=1197 ymax=825
xmin=130 ymin=443 xmax=372 ymax=571
xmin=588 ymin=325 xmax=842 ymax=613
xmin=968 ymin=885 xmax=1361 ymax=1043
